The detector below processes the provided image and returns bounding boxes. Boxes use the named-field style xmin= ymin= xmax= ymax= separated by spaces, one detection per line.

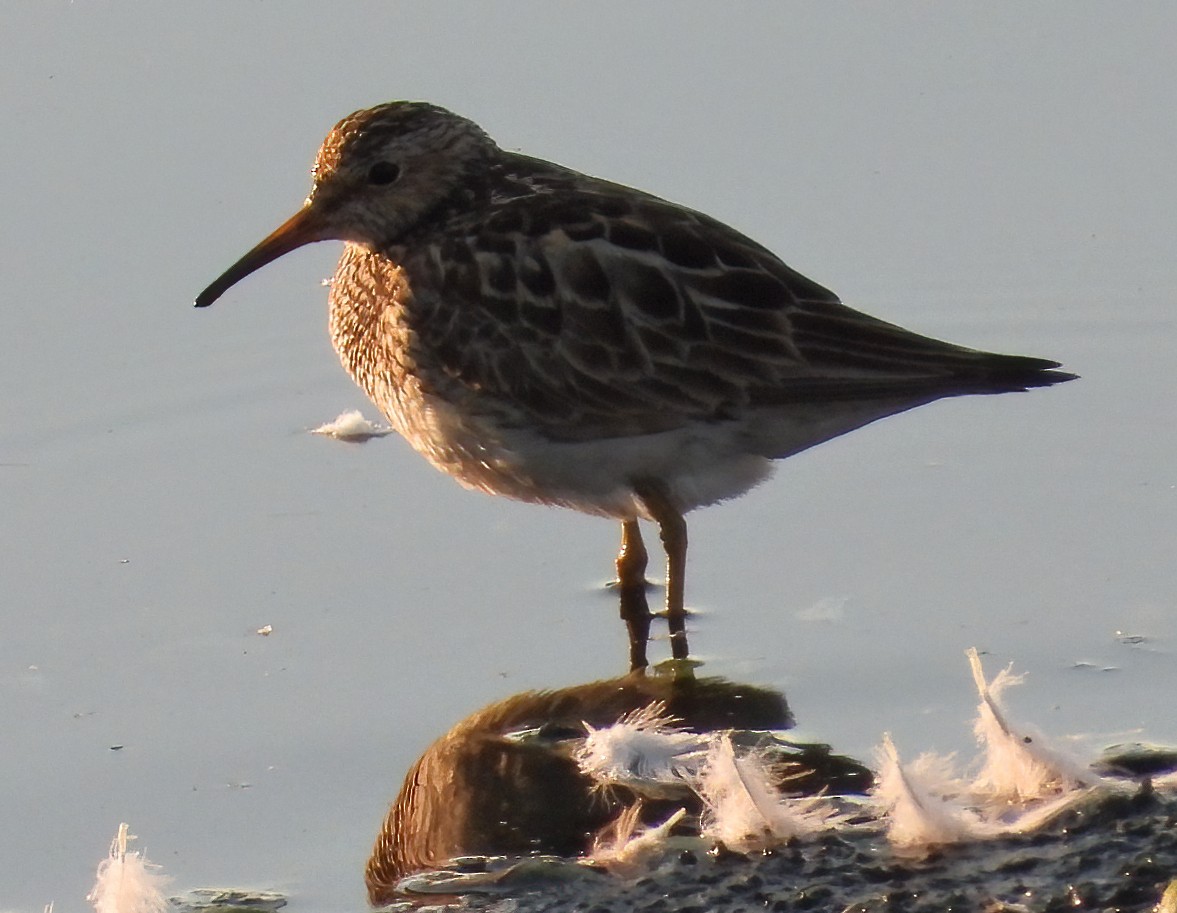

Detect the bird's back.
xmin=343 ymin=151 xmax=1072 ymax=454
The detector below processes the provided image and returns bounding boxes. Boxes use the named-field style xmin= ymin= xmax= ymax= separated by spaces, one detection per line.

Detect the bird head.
xmin=195 ymin=101 xmax=495 ymax=308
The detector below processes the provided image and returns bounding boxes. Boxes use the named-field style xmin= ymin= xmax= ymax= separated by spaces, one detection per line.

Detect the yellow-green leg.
xmin=616 ymin=519 xmax=652 ymax=671
xmin=634 ymin=481 xmax=690 ymax=662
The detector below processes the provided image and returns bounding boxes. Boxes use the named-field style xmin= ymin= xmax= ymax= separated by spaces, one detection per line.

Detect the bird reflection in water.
xmin=365 ymin=672 xmax=870 ymax=905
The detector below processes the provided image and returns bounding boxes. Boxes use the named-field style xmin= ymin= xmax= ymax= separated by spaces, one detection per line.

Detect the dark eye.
xmin=367 ymin=161 xmax=401 ymax=185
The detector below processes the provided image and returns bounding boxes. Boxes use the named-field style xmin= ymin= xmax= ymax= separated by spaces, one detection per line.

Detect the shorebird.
xmin=196 ymin=101 xmax=1074 ymax=670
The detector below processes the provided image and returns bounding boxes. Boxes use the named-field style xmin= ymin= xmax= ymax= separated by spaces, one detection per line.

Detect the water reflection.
xmin=365 ymin=671 xmax=870 ymax=905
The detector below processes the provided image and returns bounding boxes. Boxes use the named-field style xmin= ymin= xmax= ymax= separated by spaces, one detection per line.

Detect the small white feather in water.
xmin=574 ymin=702 xmax=706 ymax=795
xmin=966 ymin=648 xmax=1090 ymax=802
xmin=589 ymin=802 xmax=687 ymax=874
xmin=874 ymin=733 xmax=988 ymax=853
xmin=310 ymin=409 xmax=392 ymax=441
xmin=696 ymin=735 xmax=839 ymax=850
xmin=87 ymin=823 xmax=169 ymax=913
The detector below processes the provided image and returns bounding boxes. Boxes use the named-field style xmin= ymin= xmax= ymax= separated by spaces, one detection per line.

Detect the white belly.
xmin=374 ymin=374 xmax=774 ymax=519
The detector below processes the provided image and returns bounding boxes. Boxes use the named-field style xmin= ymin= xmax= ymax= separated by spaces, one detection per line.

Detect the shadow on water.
xmin=364 ymin=670 xmax=871 ymax=906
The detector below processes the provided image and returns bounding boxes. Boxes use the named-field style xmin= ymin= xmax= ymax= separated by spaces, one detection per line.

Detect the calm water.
xmin=2 ymin=5 xmax=1174 ymax=911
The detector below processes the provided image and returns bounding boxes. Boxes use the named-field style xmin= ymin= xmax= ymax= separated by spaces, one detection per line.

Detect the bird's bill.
xmin=195 ymin=206 xmax=324 ymax=308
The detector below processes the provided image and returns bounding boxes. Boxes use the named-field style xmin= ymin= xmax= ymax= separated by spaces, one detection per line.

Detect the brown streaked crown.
xmin=306 ymin=102 xmax=498 ymax=247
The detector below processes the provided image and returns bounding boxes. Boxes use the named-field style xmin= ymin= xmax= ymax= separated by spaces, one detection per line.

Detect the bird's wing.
xmin=404 ymin=182 xmax=1057 ymax=441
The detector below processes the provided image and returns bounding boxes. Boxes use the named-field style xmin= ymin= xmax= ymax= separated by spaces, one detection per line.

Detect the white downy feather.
xmin=589 ymin=802 xmax=688 ymax=874
xmin=875 ymin=651 xmax=1102 ymax=854
xmin=310 ymin=409 xmax=392 ymax=441
xmin=873 ymin=733 xmax=989 ymax=853
xmin=695 ymin=734 xmax=840 ymax=850
xmin=966 ymin=648 xmax=1091 ymax=803
xmin=574 ymin=702 xmax=707 ymax=795
xmin=87 ymin=824 xmax=169 ymax=913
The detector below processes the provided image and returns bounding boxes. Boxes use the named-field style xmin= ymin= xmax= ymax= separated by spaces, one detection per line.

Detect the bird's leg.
xmin=634 ymin=481 xmax=690 ymax=662
xmin=616 ymin=519 xmax=651 ymax=672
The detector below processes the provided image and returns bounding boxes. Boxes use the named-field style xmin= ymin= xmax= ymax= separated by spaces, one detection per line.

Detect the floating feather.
xmin=310 ymin=409 xmax=392 ymax=441
xmin=695 ymin=734 xmax=839 ymax=850
xmin=874 ymin=733 xmax=988 ymax=852
xmin=589 ymin=802 xmax=688 ymax=873
xmin=966 ymin=648 xmax=1090 ymax=802
xmin=574 ymin=702 xmax=706 ymax=796
xmin=87 ymin=824 xmax=169 ymax=913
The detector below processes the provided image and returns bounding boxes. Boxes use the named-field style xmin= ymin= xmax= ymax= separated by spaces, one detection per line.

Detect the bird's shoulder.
xmin=383 ymin=160 xmax=820 ymax=436
xmin=398 ymin=151 xmax=845 ymax=366
xmin=434 ymin=152 xmax=841 ymax=309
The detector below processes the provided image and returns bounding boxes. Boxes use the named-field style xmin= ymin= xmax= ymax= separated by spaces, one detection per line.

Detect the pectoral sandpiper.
xmin=196 ymin=101 xmax=1073 ymax=670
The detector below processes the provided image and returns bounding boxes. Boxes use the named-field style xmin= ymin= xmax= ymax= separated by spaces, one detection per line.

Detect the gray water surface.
xmin=2 ymin=5 xmax=1175 ymax=911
